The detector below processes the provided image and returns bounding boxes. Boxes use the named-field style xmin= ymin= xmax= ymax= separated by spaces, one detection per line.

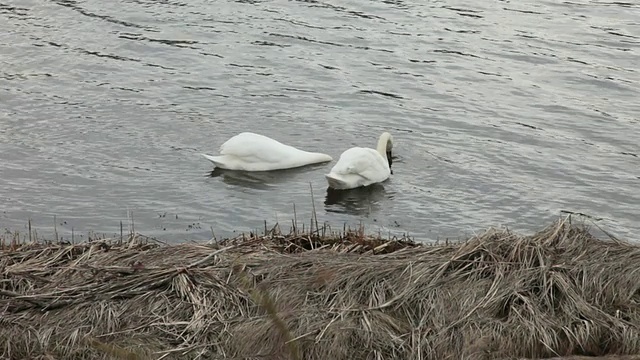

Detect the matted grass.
xmin=1 ymin=217 xmax=640 ymax=359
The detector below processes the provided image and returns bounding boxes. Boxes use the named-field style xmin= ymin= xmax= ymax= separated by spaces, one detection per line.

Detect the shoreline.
xmin=2 ymin=216 xmax=639 ymax=359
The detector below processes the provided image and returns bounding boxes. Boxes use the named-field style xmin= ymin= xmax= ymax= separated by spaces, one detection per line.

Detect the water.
xmin=1 ymin=0 xmax=638 ymax=243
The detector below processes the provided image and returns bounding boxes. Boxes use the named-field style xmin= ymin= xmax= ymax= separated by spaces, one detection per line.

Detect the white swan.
xmin=201 ymin=132 xmax=333 ymax=171
xmin=325 ymin=132 xmax=394 ymax=190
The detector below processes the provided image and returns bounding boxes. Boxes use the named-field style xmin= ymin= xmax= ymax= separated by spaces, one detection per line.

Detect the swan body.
xmin=201 ymin=132 xmax=333 ymax=171
xmin=325 ymin=132 xmax=394 ymax=190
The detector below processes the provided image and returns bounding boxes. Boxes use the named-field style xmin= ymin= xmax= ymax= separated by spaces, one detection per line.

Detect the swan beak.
xmin=387 ymin=150 xmax=393 ymax=174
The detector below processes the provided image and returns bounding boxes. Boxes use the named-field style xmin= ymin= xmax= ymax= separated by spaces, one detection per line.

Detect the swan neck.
xmin=376 ymin=135 xmax=389 ymax=160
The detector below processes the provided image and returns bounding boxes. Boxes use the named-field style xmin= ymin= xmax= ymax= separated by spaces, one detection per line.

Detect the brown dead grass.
xmin=1 ymin=216 xmax=640 ymax=360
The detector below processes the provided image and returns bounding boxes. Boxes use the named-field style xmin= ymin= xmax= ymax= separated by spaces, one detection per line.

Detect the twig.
xmin=309 ymin=182 xmax=319 ymax=235
xmin=186 ymin=245 xmax=237 ymax=269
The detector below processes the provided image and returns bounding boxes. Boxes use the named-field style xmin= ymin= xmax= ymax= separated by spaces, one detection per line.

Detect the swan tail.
xmin=325 ymin=173 xmax=358 ymax=190
xmin=200 ymin=153 xmax=225 ymax=168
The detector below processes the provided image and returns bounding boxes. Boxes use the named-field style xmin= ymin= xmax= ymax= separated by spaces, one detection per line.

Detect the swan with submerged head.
xmin=325 ymin=132 xmax=394 ymax=190
xmin=201 ymin=132 xmax=333 ymax=171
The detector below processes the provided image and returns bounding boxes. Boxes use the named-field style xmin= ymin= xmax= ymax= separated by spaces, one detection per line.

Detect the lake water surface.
xmin=1 ymin=0 xmax=639 ymax=243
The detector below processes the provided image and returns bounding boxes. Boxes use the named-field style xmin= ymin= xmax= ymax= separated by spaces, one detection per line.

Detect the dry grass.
xmin=1 ymin=216 xmax=640 ymax=360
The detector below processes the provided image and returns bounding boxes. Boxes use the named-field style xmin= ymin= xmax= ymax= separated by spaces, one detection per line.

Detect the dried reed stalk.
xmin=1 ymin=217 xmax=639 ymax=360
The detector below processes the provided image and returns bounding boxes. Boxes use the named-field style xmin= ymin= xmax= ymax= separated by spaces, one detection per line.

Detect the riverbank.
xmin=1 ymin=217 xmax=639 ymax=359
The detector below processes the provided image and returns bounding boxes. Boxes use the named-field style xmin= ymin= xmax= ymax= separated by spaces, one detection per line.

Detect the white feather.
xmin=201 ymin=132 xmax=333 ymax=171
xmin=325 ymin=132 xmax=393 ymax=190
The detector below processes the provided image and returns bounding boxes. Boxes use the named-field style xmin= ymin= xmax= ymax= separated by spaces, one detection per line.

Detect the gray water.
xmin=1 ymin=0 xmax=639 ymax=243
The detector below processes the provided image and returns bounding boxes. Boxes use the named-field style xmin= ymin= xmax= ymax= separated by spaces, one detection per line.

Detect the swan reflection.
xmin=207 ymin=163 xmax=328 ymax=190
xmin=324 ymin=183 xmax=391 ymax=216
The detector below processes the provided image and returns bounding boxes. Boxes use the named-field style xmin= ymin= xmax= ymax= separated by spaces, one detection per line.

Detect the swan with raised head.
xmin=201 ymin=132 xmax=333 ymax=171
xmin=325 ymin=132 xmax=394 ymax=190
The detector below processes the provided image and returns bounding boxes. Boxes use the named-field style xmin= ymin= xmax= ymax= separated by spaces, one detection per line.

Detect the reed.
xmin=1 ymin=216 xmax=640 ymax=360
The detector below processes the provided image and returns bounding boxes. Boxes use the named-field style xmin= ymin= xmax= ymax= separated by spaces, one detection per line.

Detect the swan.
xmin=325 ymin=132 xmax=394 ymax=190
xmin=201 ymin=132 xmax=333 ymax=171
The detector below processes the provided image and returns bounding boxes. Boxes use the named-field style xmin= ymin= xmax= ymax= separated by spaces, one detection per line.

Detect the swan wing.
xmin=219 ymin=132 xmax=296 ymax=164
xmin=330 ymin=147 xmax=389 ymax=182
xmin=208 ymin=132 xmax=331 ymax=171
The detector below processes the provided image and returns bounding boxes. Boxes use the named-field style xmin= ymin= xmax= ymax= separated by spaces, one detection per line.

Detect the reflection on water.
xmin=324 ymin=183 xmax=392 ymax=216
xmin=207 ymin=163 xmax=330 ymax=190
